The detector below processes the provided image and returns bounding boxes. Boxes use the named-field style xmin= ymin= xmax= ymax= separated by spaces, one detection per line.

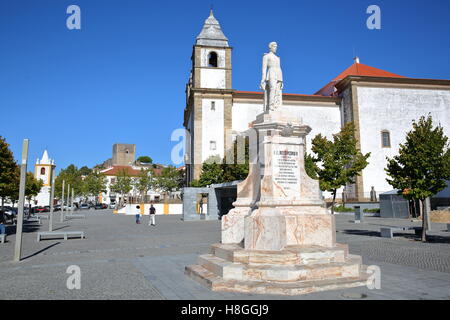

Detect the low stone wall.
xmin=116 ymin=203 xmax=182 ymax=215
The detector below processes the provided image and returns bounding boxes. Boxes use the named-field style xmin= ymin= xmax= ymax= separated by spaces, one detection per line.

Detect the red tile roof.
xmin=235 ymin=91 xmax=323 ymax=97
xmin=315 ymin=62 xmax=407 ymax=96
xmin=101 ymin=166 xmax=143 ymax=177
xmin=333 ymin=63 xmax=405 ymax=81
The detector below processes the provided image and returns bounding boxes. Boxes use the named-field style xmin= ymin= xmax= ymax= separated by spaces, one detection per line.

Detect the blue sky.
xmin=1 ymin=0 xmax=449 ymax=173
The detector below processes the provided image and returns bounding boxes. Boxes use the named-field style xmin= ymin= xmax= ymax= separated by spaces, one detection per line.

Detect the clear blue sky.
xmin=1 ymin=0 xmax=449 ymax=173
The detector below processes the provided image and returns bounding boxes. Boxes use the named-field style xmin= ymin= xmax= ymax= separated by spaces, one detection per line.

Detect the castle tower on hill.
xmin=112 ymin=143 xmax=136 ymax=166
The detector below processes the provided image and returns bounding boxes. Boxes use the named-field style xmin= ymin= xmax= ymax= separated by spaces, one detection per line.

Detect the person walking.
xmin=135 ymin=205 xmax=141 ymax=224
xmin=149 ymin=204 xmax=156 ymax=226
xmin=0 ymin=209 xmax=6 ymax=235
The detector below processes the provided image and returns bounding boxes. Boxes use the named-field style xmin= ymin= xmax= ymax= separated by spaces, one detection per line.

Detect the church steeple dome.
xmin=196 ymin=10 xmax=229 ymax=47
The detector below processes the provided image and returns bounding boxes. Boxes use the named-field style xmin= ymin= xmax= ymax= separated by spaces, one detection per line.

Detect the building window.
xmin=208 ymin=52 xmax=218 ymax=67
xmin=40 ymin=167 xmax=45 ymax=175
xmin=210 ymin=141 xmax=216 ymax=151
xmin=211 ymin=101 xmax=215 ymax=111
xmin=381 ymin=130 xmax=391 ymax=148
xmin=111 ymin=178 xmax=116 ymax=184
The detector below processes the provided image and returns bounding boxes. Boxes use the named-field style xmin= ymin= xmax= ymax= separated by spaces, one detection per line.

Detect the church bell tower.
xmin=184 ymin=10 xmax=234 ymax=182
xmin=34 ymin=150 xmax=56 ymax=206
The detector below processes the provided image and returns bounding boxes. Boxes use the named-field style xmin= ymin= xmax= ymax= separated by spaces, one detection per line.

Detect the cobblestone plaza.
xmin=0 ymin=211 xmax=449 ymax=300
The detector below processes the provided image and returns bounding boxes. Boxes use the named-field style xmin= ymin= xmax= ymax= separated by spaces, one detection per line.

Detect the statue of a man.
xmin=260 ymin=42 xmax=283 ymax=112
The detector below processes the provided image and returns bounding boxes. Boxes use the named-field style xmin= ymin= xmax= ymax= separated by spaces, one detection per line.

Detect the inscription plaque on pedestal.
xmin=272 ymin=145 xmax=300 ymax=197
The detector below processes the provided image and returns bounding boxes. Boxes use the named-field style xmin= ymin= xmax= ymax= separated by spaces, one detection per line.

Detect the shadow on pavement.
xmin=342 ymin=229 xmax=380 ymax=237
xmin=21 ymin=242 xmax=61 ymax=260
xmin=53 ymin=225 xmax=70 ymax=231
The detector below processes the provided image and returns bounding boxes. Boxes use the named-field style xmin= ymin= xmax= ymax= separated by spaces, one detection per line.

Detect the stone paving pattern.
xmin=0 ymin=210 xmax=449 ymax=299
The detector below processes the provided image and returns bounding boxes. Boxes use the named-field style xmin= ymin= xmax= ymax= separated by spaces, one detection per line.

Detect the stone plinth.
xmin=186 ymin=109 xmax=370 ymax=295
xmin=185 ymin=243 xmax=370 ymax=295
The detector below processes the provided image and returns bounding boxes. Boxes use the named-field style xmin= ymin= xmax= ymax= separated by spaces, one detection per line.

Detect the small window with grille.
xmin=381 ymin=130 xmax=391 ymax=148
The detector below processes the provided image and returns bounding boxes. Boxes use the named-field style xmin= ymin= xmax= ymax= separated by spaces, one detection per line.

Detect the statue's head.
xmin=269 ymin=42 xmax=278 ymax=53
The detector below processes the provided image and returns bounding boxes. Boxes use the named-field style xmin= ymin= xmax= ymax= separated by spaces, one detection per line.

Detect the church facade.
xmin=183 ymin=11 xmax=450 ymax=201
xmin=33 ymin=150 xmax=56 ymax=206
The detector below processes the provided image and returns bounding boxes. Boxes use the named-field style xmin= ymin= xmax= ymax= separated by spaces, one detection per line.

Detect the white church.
xmin=183 ymin=10 xmax=450 ymax=201
xmin=33 ymin=150 xmax=55 ymax=206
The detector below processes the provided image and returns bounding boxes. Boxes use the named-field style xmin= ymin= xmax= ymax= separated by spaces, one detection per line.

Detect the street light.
xmin=13 ymin=139 xmax=29 ymax=262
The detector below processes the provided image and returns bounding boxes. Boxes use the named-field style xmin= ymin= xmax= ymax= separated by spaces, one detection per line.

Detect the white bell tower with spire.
xmin=34 ymin=150 xmax=56 ymax=206
xmin=183 ymin=9 xmax=234 ymax=182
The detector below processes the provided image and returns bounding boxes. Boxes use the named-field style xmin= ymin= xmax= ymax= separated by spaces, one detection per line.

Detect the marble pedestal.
xmin=185 ymin=243 xmax=370 ymax=295
xmin=186 ymin=109 xmax=370 ymax=295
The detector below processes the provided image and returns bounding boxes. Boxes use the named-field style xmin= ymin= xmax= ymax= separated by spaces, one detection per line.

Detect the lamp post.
xmin=71 ymin=188 xmax=74 ymax=213
xmin=67 ymin=183 xmax=70 ymax=216
xmin=49 ymin=167 xmax=55 ymax=232
xmin=13 ymin=139 xmax=29 ymax=262
xmin=60 ymin=180 xmax=65 ymax=222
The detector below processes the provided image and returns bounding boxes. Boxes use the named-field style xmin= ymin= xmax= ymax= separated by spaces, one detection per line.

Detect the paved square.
xmin=0 ymin=210 xmax=449 ymax=300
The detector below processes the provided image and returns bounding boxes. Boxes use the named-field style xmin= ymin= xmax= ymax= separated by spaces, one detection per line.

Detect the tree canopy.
xmin=306 ymin=122 xmax=371 ymax=214
xmin=81 ymin=171 xmax=107 ymax=199
xmin=54 ymin=164 xmax=84 ymax=198
xmin=191 ymin=138 xmax=249 ymax=187
xmin=0 ymin=136 xmax=19 ymax=207
xmin=133 ymin=168 xmax=155 ymax=198
xmin=110 ymin=169 xmax=133 ymax=201
xmin=154 ymin=166 xmax=184 ymax=193
xmin=137 ymin=156 xmax=153 ymax=164
xmin=25 ymin=172 xmax=43 ymax=202
xmin=385 ymin=115 xmax=450 ymax=241
xmin=386 ymin=115 xmax=450 ymax=201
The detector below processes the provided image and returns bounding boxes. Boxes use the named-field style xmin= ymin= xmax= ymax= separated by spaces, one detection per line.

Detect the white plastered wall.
xmin=202 ymin=99 xmax=225 ymax=162
xmin=357 ymin=86 xmax=450 ymax=194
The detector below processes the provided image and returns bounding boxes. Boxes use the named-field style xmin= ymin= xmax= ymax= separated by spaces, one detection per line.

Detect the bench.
xmin=64 ymin=214 xmax=86 ymax=219
xmin=37 ymin=231 xmax=85 ymax=242
xmin=0 ymin=234 xmax=5 ymax=244
xmin=380 ymin=226 xmax=423 ymax=238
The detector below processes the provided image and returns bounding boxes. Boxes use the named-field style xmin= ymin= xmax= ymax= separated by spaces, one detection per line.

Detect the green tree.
xmin=189 ymin=179 xmax=203 ymax=187
xmin=25 ymin=172 xmax=43 ymax=216
xmin=79 ymin=166 xmax=92 ymax=176
xmin=221 ymin=138 xmax=249 ymax=182
xmin=193 ymin=139 xmax=250 ymax=188
xmin=306 ymin=122 xmax=371 ymax=214
xmin=133 ymin=168 xmax=154 ymax=201
xmin=386 ymin=115 xmax=450 ymax=242
xmin=195 ymin=156 xmax=224 ymax=187
xmin=154 ymin=166 xmax=184 ymax=197
xmin=81 ymin=171 xmax=107 ymax=201
xmin=54 ymin=164 xmax=83 ymax=199
xmin=137 ymin=156 xmax=153 ymax=164
xmin=0 ymin=136 xmax=19 ymax=209
xmin=6 ymin=167 xmax=20 ymax=207
xmin=110 ymin=169 xmax=133 ymax=206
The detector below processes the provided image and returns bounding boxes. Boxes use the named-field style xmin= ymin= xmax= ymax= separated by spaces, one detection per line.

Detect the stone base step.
xmin=185 ymin=264 xmax=370 ymax=296
xmin=211 ymin=243 xmax=348 ymax=266
xmin=198 ymin=253 xmax=362 ymax=282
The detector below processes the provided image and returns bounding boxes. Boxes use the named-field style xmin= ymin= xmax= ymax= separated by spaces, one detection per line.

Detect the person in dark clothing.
xmin=149 ymin=204 xmax=156 ymax=226
xmin=0 ymin=210 xmax=6 ymax=235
